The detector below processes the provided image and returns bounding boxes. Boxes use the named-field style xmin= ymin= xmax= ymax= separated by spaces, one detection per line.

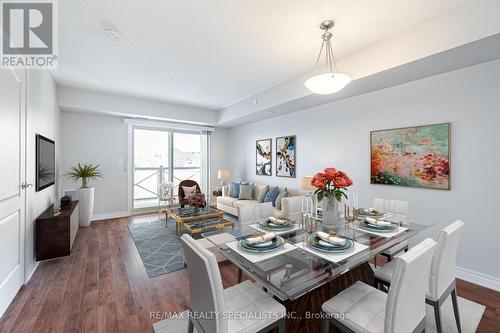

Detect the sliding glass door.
xmin=132 ymin=127 xmax=204 ymax=211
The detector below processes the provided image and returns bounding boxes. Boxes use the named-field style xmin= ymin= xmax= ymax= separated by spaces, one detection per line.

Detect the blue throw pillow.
xmin=229 ymin=182 xmax=240 ymax=198
xmin=264 ymin=186 xmax=280 ymax=206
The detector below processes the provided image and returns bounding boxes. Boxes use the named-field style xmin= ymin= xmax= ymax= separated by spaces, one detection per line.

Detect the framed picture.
xmin=276 ymin=135 xmax=296 ymax=178
xmin=370 ymin=123 xmax=450 ymax=190
xmin=256 ymin=138 xmax=272 ymax=176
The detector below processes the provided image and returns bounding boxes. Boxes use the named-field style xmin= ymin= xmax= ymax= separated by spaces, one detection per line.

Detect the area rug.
xmin=128 ymin=219 xmax=185 ymax=278
xmin=128 ymin=214 xmax=239 ymax=278
xmin=152 ymin=296 xmax=485 ymax=333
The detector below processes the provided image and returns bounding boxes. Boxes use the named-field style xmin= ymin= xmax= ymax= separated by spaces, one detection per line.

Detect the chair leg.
xmin=187 ymin=318 xmax=194 ymax=333
xmin=451 ymin=288 xmax=462 ymax=333
xmin=322 ymin=318 xmax=329 ymax=333
xmin=432 ymin=302 xmax=443 ymax=333
xmin=278 ymin=318 xmax=285 ymax=333
xmin=238 ymin=268 xmax=243 ymax=283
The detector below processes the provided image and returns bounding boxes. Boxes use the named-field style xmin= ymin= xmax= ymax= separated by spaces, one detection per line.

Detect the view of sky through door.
xmin=133 ymin=128 xmax=201 ymax=210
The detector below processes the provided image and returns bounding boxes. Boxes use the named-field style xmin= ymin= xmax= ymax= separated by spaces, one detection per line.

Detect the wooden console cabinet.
xmin=36 ymin=201 xmax=79 ymax=261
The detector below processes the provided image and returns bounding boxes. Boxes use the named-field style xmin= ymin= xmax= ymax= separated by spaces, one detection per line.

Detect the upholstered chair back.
xmin=180 ymin=234 xmax=227 ymax=333
xmin=178 ymin=180 xmax=202 ymax=207
xmin=238 ymin=202 xmax=273 ymax=227
xmin=428 ymin=220 xmax=464 ymax=299
xmin=385 ymin=238 xmax=436 ymax=333
xmin=373 ymin=198 xmax=385 ymax=211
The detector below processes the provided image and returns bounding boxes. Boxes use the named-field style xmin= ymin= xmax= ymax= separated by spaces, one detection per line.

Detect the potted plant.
xmin=311 ymin=168 xmax=353 ymax=230
xmin=65 ymin=163 xmax=102 ymax=227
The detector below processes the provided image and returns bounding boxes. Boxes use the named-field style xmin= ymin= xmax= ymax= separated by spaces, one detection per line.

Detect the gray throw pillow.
xmin=239 ymin=183 xmax=254 ymax=200
xmin=257 ymin=185 xmax=269 ymax=203
xmin=275 ymin=188 xmax=288 ymax=210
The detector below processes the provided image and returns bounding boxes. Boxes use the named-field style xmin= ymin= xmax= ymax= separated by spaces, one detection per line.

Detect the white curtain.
xmin=200 ymin=131 xmax=211 ymax=202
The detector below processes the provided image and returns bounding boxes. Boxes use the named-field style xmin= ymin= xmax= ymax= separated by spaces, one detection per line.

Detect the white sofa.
xmin=217 ymin=183 xmax=302 ymax=221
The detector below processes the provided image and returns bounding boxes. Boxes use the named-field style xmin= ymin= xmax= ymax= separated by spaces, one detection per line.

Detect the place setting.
xmin=295 ymin=231 xmax=368 ymax=263
xmin=351 ymin=215 xmax=408 ymax=238
xmin=248 ymin=216 xmax=302 ymax=235
xmin=225 ymin=231 xmax=296 ymax=263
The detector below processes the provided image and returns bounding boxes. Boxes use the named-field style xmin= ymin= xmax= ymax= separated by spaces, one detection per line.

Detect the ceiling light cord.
xmin=313 ymin=27 xmax=338 ymax=74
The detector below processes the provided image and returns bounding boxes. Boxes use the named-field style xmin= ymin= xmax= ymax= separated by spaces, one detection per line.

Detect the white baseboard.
xmin=25 ymin=262 xmax=39 ymax=284
xmin=456 ymin=266 xmax=500 ymax=291
xmin=92 ymin=211 xmax=130 ymax=221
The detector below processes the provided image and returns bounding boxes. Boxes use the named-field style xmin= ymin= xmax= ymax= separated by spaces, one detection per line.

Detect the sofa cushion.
xmin=229 ymin=182 xmax=240 ymax=198
xmin=253 ymin=184 xmax=267 ymax=201
xmin=275 ymin=189 xmax=288 ymax=210
xmin=264 ymin=186 xmax=280 ymax=206
xmin=234 ymin=200 xmax=258 ymax=209
xmin=239 ymin=183 xmax=254 ymax=200
xmin=257 ymin=185 xmax=269 ymax=203
xmin=287 ymin=188 xmax=299 ymax=197
xmin=218 ymin=196 xmax=238 ymax=207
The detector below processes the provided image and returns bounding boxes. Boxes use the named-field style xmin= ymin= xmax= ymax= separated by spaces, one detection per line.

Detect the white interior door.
xmin=0 ymin=68 xmax=26 ymax=317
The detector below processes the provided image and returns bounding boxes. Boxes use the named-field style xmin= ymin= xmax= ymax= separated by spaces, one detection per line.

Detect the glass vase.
xmin=322 ymin=197 xmax=340 ymax=231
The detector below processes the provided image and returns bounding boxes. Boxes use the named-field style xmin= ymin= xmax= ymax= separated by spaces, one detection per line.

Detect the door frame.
xmin=0 ymin=67 xmax=26 ymax=317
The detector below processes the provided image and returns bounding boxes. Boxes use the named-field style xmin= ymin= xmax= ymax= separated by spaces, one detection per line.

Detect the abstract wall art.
xmin=276 ymin=135 xmax=296 ymax=178
xmin=256 ymin=138 xmax=272 ymax=176
xmin=370 ymin=123 xmax=450 ymax=190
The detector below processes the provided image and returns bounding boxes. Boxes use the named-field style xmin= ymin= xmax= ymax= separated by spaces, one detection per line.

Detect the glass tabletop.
xmin=202 ymin=215 xmax=431 ymax=301
xmin=168 ymin=206 xmax=222 ymax=218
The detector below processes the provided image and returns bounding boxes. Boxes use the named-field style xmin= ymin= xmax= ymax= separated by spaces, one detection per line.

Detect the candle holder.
xmin=344 ymin=204 xmax=358 ymax=223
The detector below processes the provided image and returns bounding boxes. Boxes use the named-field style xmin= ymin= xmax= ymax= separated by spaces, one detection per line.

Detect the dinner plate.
xmin=239 ymin=235 xmax=285 ymax=253
xmin=307 ymin=235 xmax=354 ymax=253
xmin=358 ymin=209 xmax=385 ymax=217
xmin=360 ymin=221 xmax=397 ymax=233
xmin=258 ymin=219 xmax=294 ymax=231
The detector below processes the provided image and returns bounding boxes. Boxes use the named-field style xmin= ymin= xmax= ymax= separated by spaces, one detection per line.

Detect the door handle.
xmin=20 ymin=183 xmax=33 ymax=189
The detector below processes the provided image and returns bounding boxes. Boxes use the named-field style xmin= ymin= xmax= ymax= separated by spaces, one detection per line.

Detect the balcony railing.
xmin=133 ymin=165 xmax=201 ymax=209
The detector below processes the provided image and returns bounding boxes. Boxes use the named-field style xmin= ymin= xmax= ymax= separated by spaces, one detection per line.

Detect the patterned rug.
xmin=128 ymin=214 xmax=239 ymax=278
xmin=128 ymin=219 xmax=185 ymax=278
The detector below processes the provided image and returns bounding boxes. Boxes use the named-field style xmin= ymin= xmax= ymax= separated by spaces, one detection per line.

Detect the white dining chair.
xmin=373 ymin=220 xmax=464 ymax=333
xmin=374 ymin=198 xmax=410 ymax=263
xmin=322 ymin=238 xmax=436 ymax=333
xmin=180 ymin=234 xmax=286 ymax=333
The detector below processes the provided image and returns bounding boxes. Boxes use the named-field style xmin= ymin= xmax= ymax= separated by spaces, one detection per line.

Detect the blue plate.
xmin=239 ymin=235 xmax=284 ymax=253
xmin=360 ymin=221 xmax=397 ymax=233
xmin=307 ymin=235 xmax=354 ymax=253
xmin=358 ymin=209 xmax=385 ymax=217
xmin=258 ymin=219 xmax=294 ymax=231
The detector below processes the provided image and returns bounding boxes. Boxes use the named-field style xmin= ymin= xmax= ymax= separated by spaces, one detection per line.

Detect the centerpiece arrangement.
xmin=311 ymin=167 xmax=353 ymax=229
xmin=185 ymin=192 xmax=206 ymax=211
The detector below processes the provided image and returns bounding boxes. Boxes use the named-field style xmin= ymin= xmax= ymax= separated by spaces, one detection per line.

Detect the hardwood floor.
xmin=0 ymin=214 xmax=498 ymax=333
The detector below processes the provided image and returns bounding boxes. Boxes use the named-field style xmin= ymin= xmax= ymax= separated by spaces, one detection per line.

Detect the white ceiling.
xmin=52 ymin=0 xmax=465 ymax=110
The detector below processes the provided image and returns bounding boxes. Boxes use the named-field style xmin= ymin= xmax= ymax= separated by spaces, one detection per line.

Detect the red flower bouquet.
xmin=186 ymin=192 xmax=206 ymax=208
xmin=311 ymin=168 xmax=353 ymax=202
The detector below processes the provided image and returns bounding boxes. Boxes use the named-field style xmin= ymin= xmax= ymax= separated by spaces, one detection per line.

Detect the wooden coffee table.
xmin=166 ymin=207 xmax=234 ymax=237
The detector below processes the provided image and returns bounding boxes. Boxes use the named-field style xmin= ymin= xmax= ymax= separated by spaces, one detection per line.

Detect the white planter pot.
xmin=78 ymin=187 xmax=94 ymax=227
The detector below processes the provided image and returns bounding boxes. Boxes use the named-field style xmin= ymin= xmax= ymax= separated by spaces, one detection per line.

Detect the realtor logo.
xmin=1 ymin=0 xmax=58 ymax=68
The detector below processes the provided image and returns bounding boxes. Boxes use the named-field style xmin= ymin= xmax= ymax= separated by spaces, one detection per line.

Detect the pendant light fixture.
xmin=305 ymin=20 xmax=351 ymax=95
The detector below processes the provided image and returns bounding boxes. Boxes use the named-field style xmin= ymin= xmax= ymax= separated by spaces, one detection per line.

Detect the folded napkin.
xmin=365 ymin=217 xmax=391 ymax=227
xmin=268 ymin=216 xmax=289 ymax=225
xmin=317 ymin=231 xmax=346 ymax=246
xmin=246 ymin=232 xmax=276 ymax=245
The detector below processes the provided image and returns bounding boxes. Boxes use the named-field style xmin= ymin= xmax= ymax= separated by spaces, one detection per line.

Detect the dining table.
xmin=202 ymin=213 xmax=431 ymax=333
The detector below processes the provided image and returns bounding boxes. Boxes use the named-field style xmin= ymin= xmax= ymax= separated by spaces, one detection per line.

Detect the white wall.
xmin=226 ymin=59 xmax=500 ymax=284
xmin=61 ymin=112 xmax=128 ymax=217
xmin=25 ymin=70 xmax=61 ymax=279
xmin=61 ymin=111 xmax=228 ymax=217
